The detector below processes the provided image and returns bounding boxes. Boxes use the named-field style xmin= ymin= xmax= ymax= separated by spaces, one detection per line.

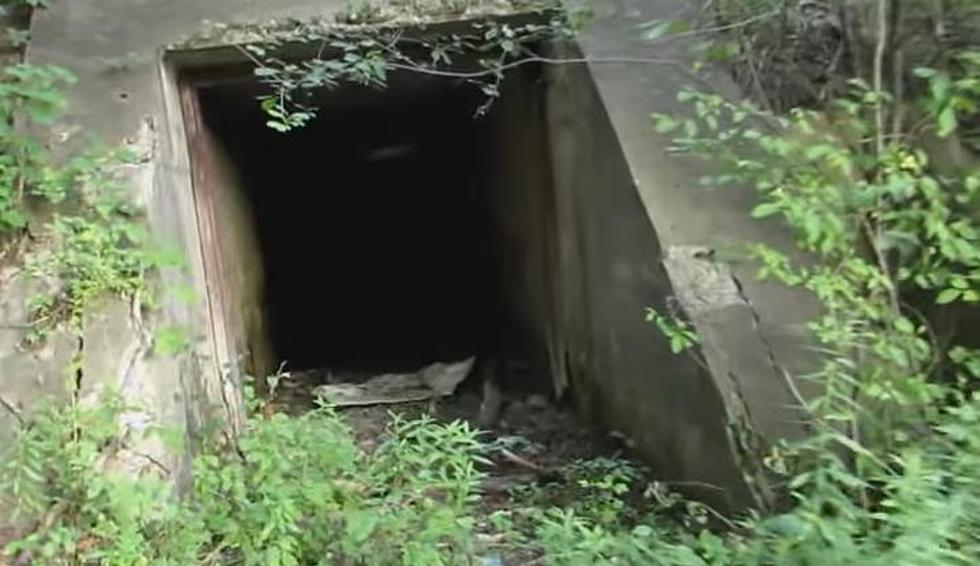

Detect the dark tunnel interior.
xmin=196 ymin=75 xmax=504 ymax=373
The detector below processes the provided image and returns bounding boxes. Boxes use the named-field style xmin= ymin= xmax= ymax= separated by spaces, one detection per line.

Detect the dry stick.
xmin=387 ymin=55 xmax=698 ymax=79
xmin=134 ymin=452 xmax=172 ymax=475
xmin=900 ymin=299 xmax=945 ymax=370
xmin=659 ymin=9 xmax=779 ymax=41
xmin=869 ymin=0 xmax=900 ymax=314
xmin=0 ymin=394 xmax=24 ymax=426
xmin=496 ymin=447 xmax=549 ymax=474
xmin=873 ymin=0 xmax=888 ymax=160
xmin=861 ymin=216 xmax=900 ymax=313
xmin=851 ymin=2 xmax=892 ymax=515
xmin=890 ymin=0 xmax=905 ymax=138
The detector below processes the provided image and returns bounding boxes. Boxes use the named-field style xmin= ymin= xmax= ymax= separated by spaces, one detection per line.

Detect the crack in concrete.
xmin=73 ymin=335 xmax=84 ymax=396
xmin=728 ymin=273 xmax=811 ymax=418
xmin=724 ymin=369 xmax=774 ymax=510
xmin=662 ymin=246 xmax=798 ymax=509
xmin=120 ymin=293 xmax=152 ymax=392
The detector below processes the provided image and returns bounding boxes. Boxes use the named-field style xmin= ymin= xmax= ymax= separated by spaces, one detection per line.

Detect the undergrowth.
xmin=1 ymin=382 xmax=486 ymax=565
xmin=2 ymin=380 xmax=667 ymax=565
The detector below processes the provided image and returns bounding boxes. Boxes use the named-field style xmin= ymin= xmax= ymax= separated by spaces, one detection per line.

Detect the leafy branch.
xmin=239 ymin=12 xmax=581 ymax=131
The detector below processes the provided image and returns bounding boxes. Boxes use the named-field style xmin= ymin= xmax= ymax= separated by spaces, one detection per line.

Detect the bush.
xmin=1 ymin=395 xmax=486 ymax=565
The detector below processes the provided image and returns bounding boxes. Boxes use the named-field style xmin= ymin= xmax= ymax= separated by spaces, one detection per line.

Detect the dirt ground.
xmin=271 ymin=364 xmax=640 ymax=563
xmin=273 ymin=364 xmax=625 ymax=467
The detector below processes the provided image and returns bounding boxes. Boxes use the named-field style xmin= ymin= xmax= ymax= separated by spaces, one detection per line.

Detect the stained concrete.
xmin=478 ymin=63 xmax=560 ymax=391
xmin=4 ymin=0 xmax=363 ymax=486
xmin=543 ymin=0 xmax=821 ymax=508
xmin=0 ymin=268 xmax=77 ymax=447
xmin=1 ymin=0 xmax=821 ymax=512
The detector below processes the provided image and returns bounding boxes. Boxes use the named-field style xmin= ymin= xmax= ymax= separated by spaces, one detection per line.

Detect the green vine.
xmin=238 ymin=2 xmax=581 ymax=131
xmin=0 ymin=63 xmax=180 ymax=342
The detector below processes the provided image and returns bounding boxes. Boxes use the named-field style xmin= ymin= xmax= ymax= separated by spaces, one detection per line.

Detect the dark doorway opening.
xmin=197 ymin=77 xmax=496 ymax=372
xmin=182 ymin=62 xmax=557 ymax=387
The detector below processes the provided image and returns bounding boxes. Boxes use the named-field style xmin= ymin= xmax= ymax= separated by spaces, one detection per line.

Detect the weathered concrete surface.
xmin=0 ymin=268 xmax=77 ymax=450
xmin=479 ymin=64 xmax=559 ymax=389
xmin=14 ymin=0 xmax=361 ymax=483
xmin=11 ymin=0 xmax=821 ymax=513
xmin=547 ymin=0 xmax=821 ymax=508
xmin=543 ymin=56 xmax=760 ymax=509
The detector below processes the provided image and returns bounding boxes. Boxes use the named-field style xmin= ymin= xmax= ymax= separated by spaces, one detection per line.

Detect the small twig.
xmin=134 ymin=452 xmax=172 ymax=475
xmin=694 ymin=500 xmax=739 ymax=531
xmin=889 ymin=0 xmax=905 ymax=138
xmin=233 ymin=43 xmax=263 ymax=67
xmin=899 ymin=300 xmax=944 ymax=369
xmin=860 ymin=215 xmax=900 ymax=313
xmin=873 ymin=0 xmax=889 ymax=159
xmin=645 ymin=10 xmax=779 ymax=43
xmin=388 ymin=55 xmax=695 ymax=79
xmin=200 ymin=542 xmax=230 ymax=565
xmin=0 ymin=394 xmax=24 ymax=427
xmin=496 ymin=447 xmax=549 ymax=474
xmin=779 ymin=367 xmax=812 ymax=419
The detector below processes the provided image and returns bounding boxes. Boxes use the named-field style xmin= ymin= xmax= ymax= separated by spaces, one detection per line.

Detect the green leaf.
xmin=345 ymin=511 xmax=379 ymax=543
xmin=937 ymin=106 xmax=958 ymax=137
xmin=937 ymin=288 xmax=962 ymax=304
xmin=154 ymin=325 xmax=189 ymax=356
xmin=266 ymin=120 xmax=290 ymax=133
xmin=751 ymin=202 xmax=781 ymax=218
xmin=894 ymin=317 xmax=915 ymax=334
xmin=652 ymin=114 xmax=679 ymax=133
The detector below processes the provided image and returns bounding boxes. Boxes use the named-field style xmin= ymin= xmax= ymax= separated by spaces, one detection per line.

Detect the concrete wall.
xmin=0 ymin=0 xmax=821 ymax=512
xmin=546 ymin=0 xmax=820 ymax=509
xmin=1 ymin=0 xmax=357 ymax=485
xmin=542 ymin=54 xmax=760 ymax=509
xmin=479 ymin=64 xmax=560 ymax=386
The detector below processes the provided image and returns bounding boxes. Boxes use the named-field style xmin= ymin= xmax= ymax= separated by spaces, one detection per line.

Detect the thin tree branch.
xmin=861 ymin=216 xmax=900 ymax=313
xmin=661 ymin=9 xmax=779 ymax=41
xmin=0 ymin=394 xmax=24 ymax=427
xmin=388 ymin=55 xmax=692 ymax=79
xmin=873 ymin=0 xmax=889 ymax=159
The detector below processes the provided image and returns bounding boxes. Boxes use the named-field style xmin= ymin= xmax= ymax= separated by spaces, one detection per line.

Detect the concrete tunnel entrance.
xmin=180 ymin=60 xmax=558 ymax=393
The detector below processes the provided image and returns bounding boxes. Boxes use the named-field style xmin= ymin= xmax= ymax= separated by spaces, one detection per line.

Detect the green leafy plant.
xmin=0 ymin=63 xmax=182 ymax=342
xmin=1 ymin=389 xmax=488 ymax=566
xmin=0 ymin=64 xmax=75 ymax=231
xmin=645 ymin=307 xmax=700 ymax=353
xmin=631 ymin=3 xmax=980 ymax=562
xmin=240 ymin=5 xmax=580 ymax=131
xmin=0 ymin=392 xmax=200 ymax=566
